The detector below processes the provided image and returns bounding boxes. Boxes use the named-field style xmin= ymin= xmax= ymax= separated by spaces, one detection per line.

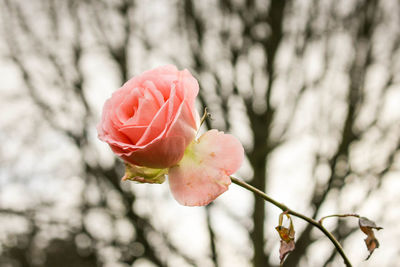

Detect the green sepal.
xmin=122 ymin=163 xmax=167 ymax=184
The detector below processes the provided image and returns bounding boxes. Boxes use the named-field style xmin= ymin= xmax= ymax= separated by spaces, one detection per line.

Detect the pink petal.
xmin=123 ymin=86 xmax=164 ymax=127
xmin=125 ymin=97 xmax=159 ymax=126
xmin=142 ymin=80 xmax=165 ymax=108
xmin=109 ymin=88 xmax=136 ymax=127
xmin=140 ymin=66 xmax=199 ymax=104
xmin=168 ymin=130 xmax=244 ymax=206
xmin=115 ymin=88 xmax=142 ymax=124
xmin=169 ymin=162 xmax=230 ymax=206
xmin=172 ymin=70 xmax=200 ymax=128
xmin=178 ymin=69 xmax=199 ymax=102
xmin=139 ymin=65 xmax=180 ymax=100
xmin=98 ymin=100 xmax=132 ymax=146
xmin=118 ymin=125 xmax=147 ymax=144
xmin=194 ymin=130 xmax=244 ymax=174
xmin=135 ymin=84 xmax=179 ymax=146
xmin=166 ymin=99 xmax=198 ymax=148
xmin=121 ymin=135 xmax=186 ymax=168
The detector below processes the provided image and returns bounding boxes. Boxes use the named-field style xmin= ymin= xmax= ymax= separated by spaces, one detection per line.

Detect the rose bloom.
xmin=98 ymin=65 xmax=244 ymax=206
xmin=97 ymin=65 xmax=199 ymax=169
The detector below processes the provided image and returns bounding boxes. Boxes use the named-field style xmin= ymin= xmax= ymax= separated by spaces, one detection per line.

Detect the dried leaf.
xmin=278 ymin=240 xmax=295 ymax=264
xmin=275 ymin=225 xmax=294 ymax=243
xmin=276 ymin=212 xmax=295 ymax=265
xmin=358 ymin=217 xmax=383 ymax=260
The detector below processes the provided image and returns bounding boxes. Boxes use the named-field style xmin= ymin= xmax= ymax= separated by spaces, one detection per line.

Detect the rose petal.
xmin=121 ymin=135 xmax=186 ymax=168
xmin=109 ymin=89 xmax=136 ymax=127
xmin=125 ymin=97 xmax=159 ymax=126
xmin=171 ymin=70 xmax=199 ymax=128
xmin=136 ymin=84 xmax=179 ymax=146
xmin=166 ymin=99 xmax=198 ymax=148
xmin=118 ymin=125 xmax=147 ymax=144
xmin=123 ymin=86 xmax=164 ymax=127
xmin=194 ymin=130 xmax=244 ymax=174
xmin=140 ymin=66 xmax=199 ymax=103
xmin=142 ymin=80 xmax=165 ymax=108
xmin=98 ymin=100 xmax=131 ymax=145
xmin=168 ymin=130 xmax=244 ymax=206
xmin=169 ymin=161 xmax=230 ymax=206
xmin=139 ymin=65 xmax=180 ymax=100
xmin=179 ymin=69 xmax=199 ymax=102
xmin=116 ymin=88 xmax=142 ymax=124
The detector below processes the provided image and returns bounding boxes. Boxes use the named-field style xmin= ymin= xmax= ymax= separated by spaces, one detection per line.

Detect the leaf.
xmin=275 ymin=225 xmax=294 ymax=243
xmin=278 ymin=240 xmax=295 ymax=264
xmin=358 ymin=217 xmax=383 ymax=260
xmin=275 ymin=212 xmax=295 ymax=265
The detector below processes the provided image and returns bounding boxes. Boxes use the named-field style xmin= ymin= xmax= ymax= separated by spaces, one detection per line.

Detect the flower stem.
xmin=319 ymin=214 xmax=360 ymax=225
xmin=230 ymin=176 xmax=352 ymax=267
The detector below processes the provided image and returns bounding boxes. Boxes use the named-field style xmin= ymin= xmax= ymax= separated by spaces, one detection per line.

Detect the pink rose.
xmin=97 ymin=65 xmax=199 ymax=168
xmin=98 ymin=65 xmax=244 ymax=206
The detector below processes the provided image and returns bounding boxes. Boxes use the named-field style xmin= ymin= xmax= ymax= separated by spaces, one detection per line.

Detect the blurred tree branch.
xmin=1 ymin=0 xmax=399 ymax=266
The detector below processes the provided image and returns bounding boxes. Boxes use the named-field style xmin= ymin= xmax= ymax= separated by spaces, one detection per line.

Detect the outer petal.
xmin=166 ymin=99 xmax=198 ymax=149
xmin=121 ymin=135 xmax=186 ymax=168
xmin=172 ymin=69 xmax=199 ymax=127
xmin=98 ymin=100 xmax=131 ymax=146
xmin=168 ymin=130 xmax=244 ymax=206
xmin=194 ymin=130 xmax=244 ymax=174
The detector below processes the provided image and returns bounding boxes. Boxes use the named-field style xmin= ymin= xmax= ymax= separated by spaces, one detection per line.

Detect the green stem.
xmin=230 ymin=176 xmax=352 ymax=267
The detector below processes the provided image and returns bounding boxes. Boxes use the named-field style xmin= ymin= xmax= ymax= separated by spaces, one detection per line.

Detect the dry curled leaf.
xmin=358 ymin=217 xmax=383 ymax=260
xmin=275 ymin=212 xmax=295 ymax=265
xmin=278 ymin=239 xmax=295 ymax=264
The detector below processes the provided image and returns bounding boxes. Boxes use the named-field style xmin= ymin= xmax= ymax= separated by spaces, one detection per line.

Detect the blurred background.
xmin=1 ymin=0 xmax=399 ymax=266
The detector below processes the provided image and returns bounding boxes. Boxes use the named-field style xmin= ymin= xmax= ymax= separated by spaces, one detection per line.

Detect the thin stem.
xmin=319 ymin=214 xmax=360 ymax=225
xmin=230 ymin=176 xmax=352 ymax=267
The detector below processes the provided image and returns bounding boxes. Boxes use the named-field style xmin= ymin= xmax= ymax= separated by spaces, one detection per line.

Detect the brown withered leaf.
xmin=358 ymin=217 xmax=383 ymax=260
xmin=275 ymin=225 xmax=294 ymax=243
xmin=278 ymin=239 xmax=295 ymax=264
xmin=275 ymin=212 xmax=295 ymax=265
